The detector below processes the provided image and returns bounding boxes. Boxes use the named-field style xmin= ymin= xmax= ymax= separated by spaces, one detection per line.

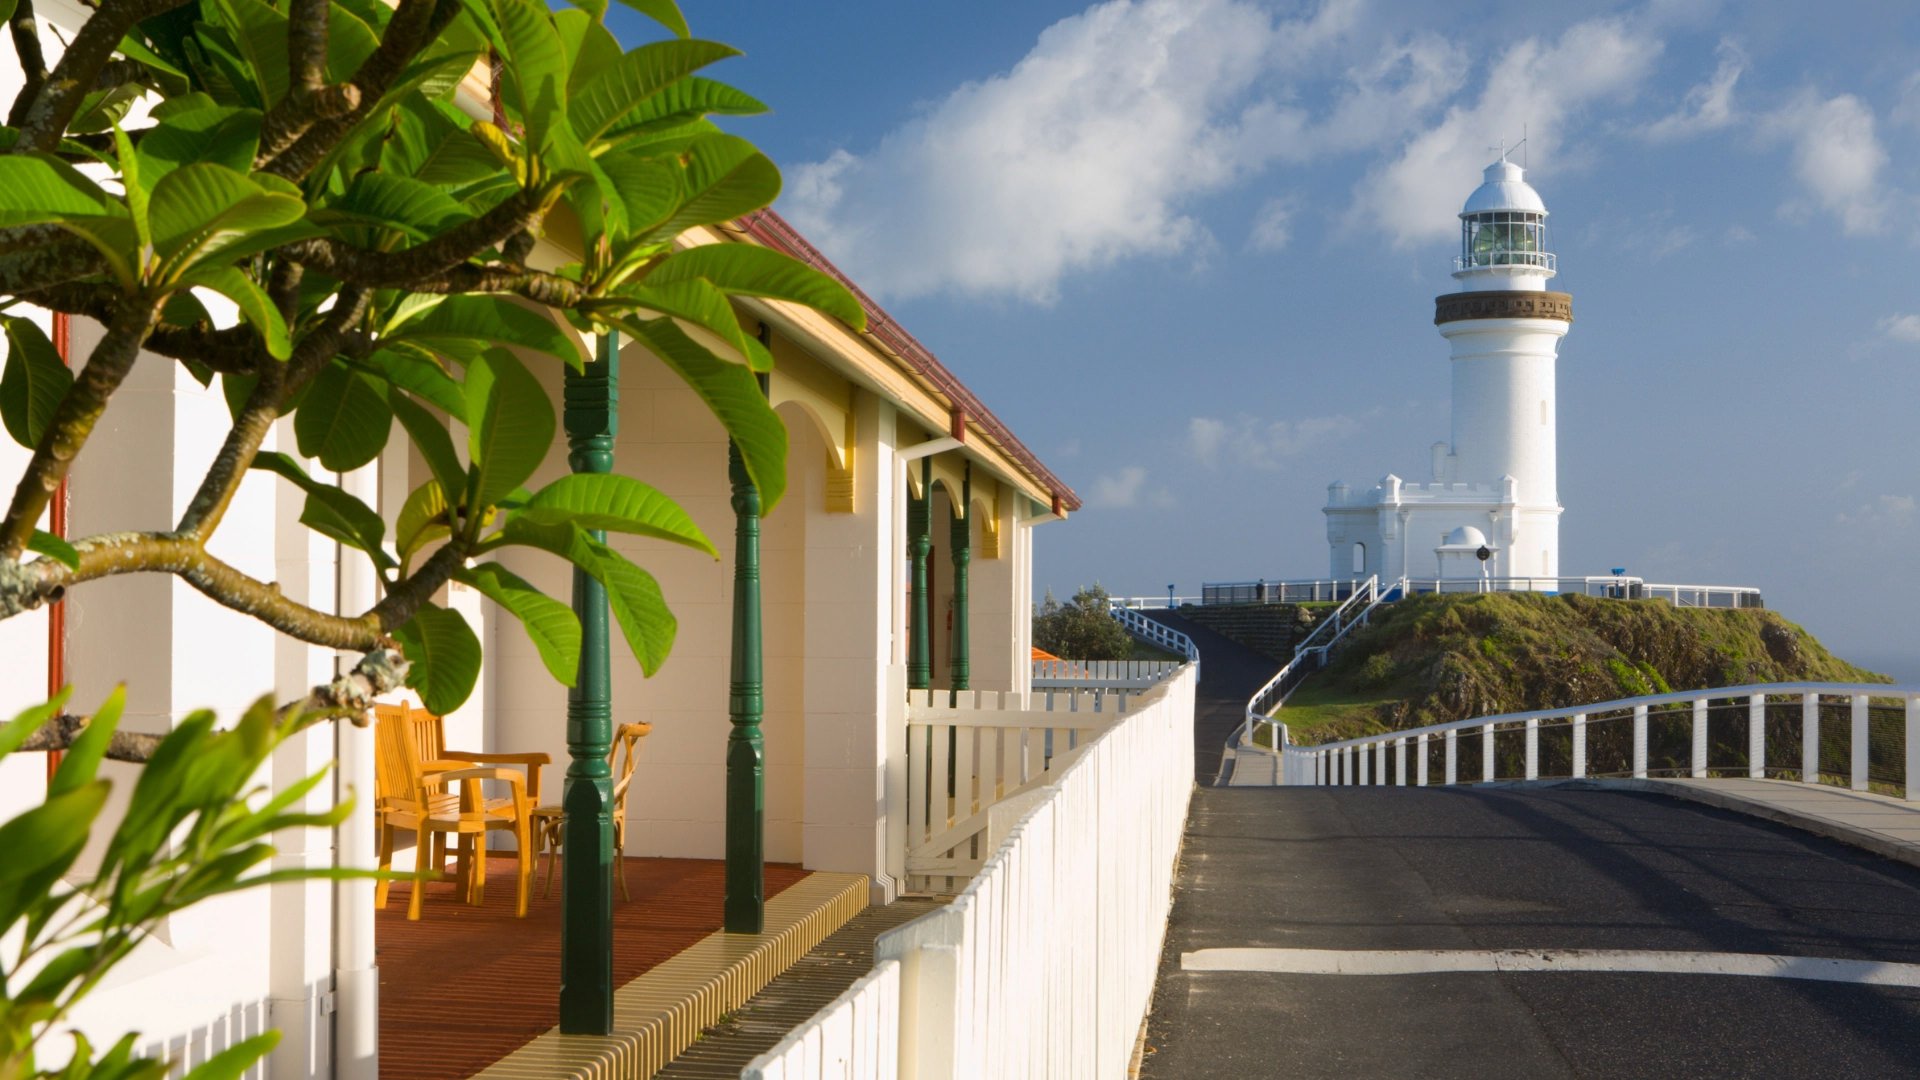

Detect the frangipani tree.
xmin=0 ymin=0 xmax=863 ymax=721
xmin=0 ymin=0 xmax=863 ymax=1073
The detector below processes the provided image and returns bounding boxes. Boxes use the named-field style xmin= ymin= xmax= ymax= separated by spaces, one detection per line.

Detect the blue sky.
xmin=614 ymin=1 xmax=1920 ymax=679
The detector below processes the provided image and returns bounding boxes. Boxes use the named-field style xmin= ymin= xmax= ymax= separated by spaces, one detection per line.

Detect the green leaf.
xmin=323 ymin=2 xmax=381 ymax=86
xmin=616 ymin=317 xmax=786 ymax=510
xmin=353 ymin=343 xmax=465 ymax=419
xmin=597 ymin=150 xmax=678 ymax=238
xmin=0 ymin=153 xmax=123 ymax=225
xmin=395 ymin=479 xmax=451 ymax=563
xmin=49 ymin=685 xmax=123 ymax=797
xmin=644 ymin=133 xmax=779 ymax=241
xmin=623 ymin=276 xmax=768 ymax=370
xmin=0 ymin=780 xmax=108 ymax=887
xmin=490 ymin=0 xmax=569 ymax=154
xmin=385 ymin=295 xmax=586 ymax=370
xmin=113 ymin=124 xmax=151 ymax=258
xmin=180 ymin=265 xmax=291 ymax=359
xmin=136 ymin=105 xmax=261 ymax=191
xmin=558 ymin=10 xmax=622 ymax=95
xmin=147 ymin=163 xmax=306 ymax=276
xmin=0 ymin=315 xmax=71 ymax=448
xmin=492 ymin=519 xmax=676 ymax=674
xmin=455 ymin=562 xmax=580 ymax=684
xmin=0 ymin=688 xmax=70 ymax=760
xmin=28 ymin=530 xmax=78 ymax=570
xmin=644 ymin=242 xmax=866 ymax=330
xmin=393 ymin=604 xmax=482 ymax=715
xmin=604 ymin=76 xmax=766 ymax=138
xmin=609 ymin=0 xmax=686 ymax=39
xmin=464 ymin=348 xmax=554 ymax=512
xmin=385 ymin=387 xmax=467 ymax=497
xmin=294 ymin=360 xmax=394 ymax=472
xmin=252 ymin=451 xmax=393 ymax=569
xmin=212 ymin=0 xmax=290 ymax=108
xmin=322 ymin=172 xmax=471 ymax=241
xmin=569 ymin=38 xmax=738 ymax=147
xmin=516 ymin=473 xmax=713 ymax=555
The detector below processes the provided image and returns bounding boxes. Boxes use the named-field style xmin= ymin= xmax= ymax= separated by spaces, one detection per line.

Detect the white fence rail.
xmin=1106 ymin=603 xmax=1199 ymax=671
xmin=745 ymin=665 xmax=1198 ymax=1080
xmin=1192 ymin=575 xmax=1763 ymax=609
xmin=1398 ymin=576 xmax=1765 ymax=608
xmin=1031 ymin=659 xmax=1183 ymax=690
xmin=743 ymin=958 xmax=901 ymax=1080
xmin=1282 ymin=682 xmax=1920 ymax=791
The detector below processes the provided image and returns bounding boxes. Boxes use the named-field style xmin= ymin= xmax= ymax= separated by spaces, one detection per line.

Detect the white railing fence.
xmin=1201 ymin=578 xmax=1368 ymax=605
xmin=1106 ymin=603 xmax=1200 ymax=673
xmin=1242 ymin=577 xmax=1399 ymax=747
xmin=1398 ymin=576 xmax=1765 ymax=609
xmin=1281 ymin=682 xmax=1920 ymax=792
xmin=745 ymin=665 xmax=1198 ymax=1080
xmin=1030 ymin=658 xmax=1183 ymax=690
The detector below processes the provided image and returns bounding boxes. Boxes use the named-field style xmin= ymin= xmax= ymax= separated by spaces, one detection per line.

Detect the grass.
xmin=1266 ymin=593 xmax=1889 ymax=747
xmin=1128 ymin=638 xmax=1186 ymax=662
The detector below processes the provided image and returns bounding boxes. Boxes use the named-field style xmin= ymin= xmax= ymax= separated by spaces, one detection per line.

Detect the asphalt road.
xmin=1143 ymin=785 xmax=1920 ymax=1079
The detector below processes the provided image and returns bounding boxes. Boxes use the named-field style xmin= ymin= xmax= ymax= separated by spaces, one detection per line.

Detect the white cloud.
xmin=1354 ymin=17 xmax=1661 ymax=247
xmin=1837 ymin=494 xmax=1916 ymax=528
xmin=1188 ymin=413 xmax=1360 ymax=470
xmin=1761 ymin=89 xmax=1888 ymax=236
xmin=1877 ymin=314 xmax=1920 ymax=344
xmin=1723 ymin=224 xmax=1756 ymax=244
xmin=1650 ymin=225 xmax=1699 ymax=259
xmin=782 ymin=0 xmax=1470 ymax=303
xmin=1642 ymin=39 xmax=1743 ymax=141
xmin=1247 ymin=195 xmax=1297 ymax=252
xmin=1086 ymin=466 xmax=1171 ymax=509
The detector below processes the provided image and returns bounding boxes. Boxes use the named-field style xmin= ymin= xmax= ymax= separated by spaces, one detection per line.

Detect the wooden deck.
xmin=377 ymin=857 xmax=810 ymax=1080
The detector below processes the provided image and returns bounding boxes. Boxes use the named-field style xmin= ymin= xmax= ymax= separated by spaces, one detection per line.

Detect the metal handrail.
xmin=1106 ymin=603 xmax=1200 ymax=674
xmin=1240 ymin=577 xmax=1398 ymax=747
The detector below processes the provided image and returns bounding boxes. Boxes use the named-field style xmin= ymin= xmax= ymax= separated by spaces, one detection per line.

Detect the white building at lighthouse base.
xmin=1324 ymin=472 xmax=1562 ymax=583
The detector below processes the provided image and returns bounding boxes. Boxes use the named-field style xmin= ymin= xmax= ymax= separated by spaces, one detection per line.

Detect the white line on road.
xmin=1182 ymin=948 xmax=1920 ymax=987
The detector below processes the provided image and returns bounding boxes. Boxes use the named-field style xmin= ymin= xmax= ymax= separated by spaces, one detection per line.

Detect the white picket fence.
xmin=1030 ymin=658 xmax=1182 ymax=689
xmin=743 ymin=665 xmax=1198 ymax=1080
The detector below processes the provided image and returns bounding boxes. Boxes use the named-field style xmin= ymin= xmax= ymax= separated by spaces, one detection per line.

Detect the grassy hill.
xmin=1279 ymin=593 xmax=1890 ymax=745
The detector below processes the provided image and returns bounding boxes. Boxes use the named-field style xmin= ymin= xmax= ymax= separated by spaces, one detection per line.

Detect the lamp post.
xmin=1167 ymin=584 xmax=1175 ymax=609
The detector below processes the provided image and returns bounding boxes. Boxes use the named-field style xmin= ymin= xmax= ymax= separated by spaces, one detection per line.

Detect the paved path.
xmin=1134 ymin=608 xmax=1275 ymax=783
xmin=1143 ymin=784 xmax=1920 ymax=1079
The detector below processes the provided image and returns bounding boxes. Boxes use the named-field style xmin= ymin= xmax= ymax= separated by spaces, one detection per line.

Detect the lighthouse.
xmin=1324 ymin=156 xmax=1574 ymax=584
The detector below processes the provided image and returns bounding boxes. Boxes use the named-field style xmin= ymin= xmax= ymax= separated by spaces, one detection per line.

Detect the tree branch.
xmin=260 ymin=0 xmax=460 ymax=179
xmin=0 ymin=297 xmax=161 ymax=560
xmin=0 ymin=232 xmax=107 ymax=297
xmin=10 ymin=0 xmax=196 ymax=154
xmin=6 ymin=0 xmax=49 ymax=130
xmin=278 ymin=188 xmax=551 ymax=288
xmin=22 ymin=648 xmax=414 ymax=763
xmin=176 ymin=287 xmax=370 ymax=538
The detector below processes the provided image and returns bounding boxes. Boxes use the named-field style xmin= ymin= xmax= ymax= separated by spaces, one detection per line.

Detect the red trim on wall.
xmin=47 ymin=312 xmax=68 ymax=783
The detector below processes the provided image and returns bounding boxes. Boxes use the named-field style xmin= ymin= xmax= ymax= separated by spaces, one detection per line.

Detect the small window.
xmin=1540 ymin=400 xmax=1548 ymax=426
xmin=1542 ymin=551 xmax=1549 ymax=574
xmin=1352 ymin=542 xmax=1367 ymax=575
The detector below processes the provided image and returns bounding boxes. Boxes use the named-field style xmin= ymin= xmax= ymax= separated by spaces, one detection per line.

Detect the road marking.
xmin=1182 ymin=948 xmax=1920 ymax=987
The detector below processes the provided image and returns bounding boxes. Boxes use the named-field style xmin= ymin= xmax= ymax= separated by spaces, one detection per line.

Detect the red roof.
xmin=734 ymin=208 xmax=1081 ymax=513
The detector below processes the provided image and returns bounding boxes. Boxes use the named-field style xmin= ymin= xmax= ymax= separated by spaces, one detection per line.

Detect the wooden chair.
xmin=533 ymin=722 xmax=652 ymax=901
xmin=372 ymin=702 xmax=550 ymax=919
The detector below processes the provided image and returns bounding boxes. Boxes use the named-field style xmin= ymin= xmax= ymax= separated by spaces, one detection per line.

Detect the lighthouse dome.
xmin=1453 ymin=157 xmax=1554 ymax=284
xmin=1461 ymin=159 xmax=1546 ymax=216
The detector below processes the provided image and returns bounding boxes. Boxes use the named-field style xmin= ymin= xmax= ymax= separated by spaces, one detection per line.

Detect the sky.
xmin=608 ymin=0 xmax=1920 ymax=680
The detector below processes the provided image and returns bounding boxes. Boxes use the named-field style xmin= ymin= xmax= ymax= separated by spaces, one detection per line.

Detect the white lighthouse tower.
xmin=1324 ymin=155 xmax=1574 ymax=584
